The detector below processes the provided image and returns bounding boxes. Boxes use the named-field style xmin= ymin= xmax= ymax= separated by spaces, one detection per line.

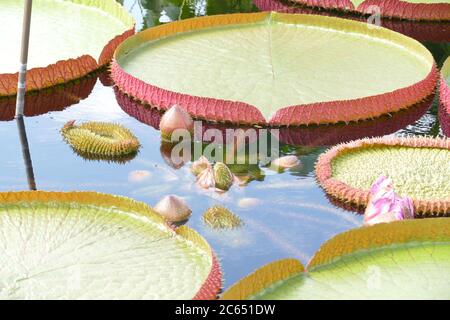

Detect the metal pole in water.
xmin=15 ymin=0 xmax=33 ymax=118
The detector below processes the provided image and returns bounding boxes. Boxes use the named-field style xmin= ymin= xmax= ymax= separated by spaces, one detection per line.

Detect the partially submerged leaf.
xmin=316 ymin=137 xmax=450 ymax=215
xmin=0 ymin=191 xmax=221 ymax=300
xmin=222 ymin=219 xmax=450 ymax=300
xmin=0 ymin=0 xmax=135 ymax=97
xmin=112 ymin=12 xmax=437 ymax=126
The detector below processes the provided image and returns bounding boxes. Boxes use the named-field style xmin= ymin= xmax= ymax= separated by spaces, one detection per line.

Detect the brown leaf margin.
xmin=222 ymin=218 xmax=450 ymax=300
xmin=315 ymin=136 xmax=450 ymax=215
xmin=0 ymin=0 xmax=135 ymax=98
xmin=112 ymin=11 xmax=437 ymax=126
xmin=0 ymin=191 xmax=222 ymax=300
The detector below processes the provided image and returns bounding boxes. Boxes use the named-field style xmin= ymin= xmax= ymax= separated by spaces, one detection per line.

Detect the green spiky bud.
xmin=61 ymin=121 xmax=140 ymax=160
xmin=203 ymin=206 xmax=242 ymax=230
xmin=213 ymin=162 xmax=233 ymax=191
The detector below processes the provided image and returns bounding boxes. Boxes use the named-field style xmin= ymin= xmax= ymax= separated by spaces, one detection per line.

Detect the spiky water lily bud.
xmin=203 ymin=206 xmax=243 ymax=230
xmin=61 ymin=120 xmax=140 ymax=159
xmin=191 ymin=156 xmax=211 ymax=176
xmin=154 ymin=195 xmax=192 ymax=223
xmin=271 ymin=155 xmax=300 ymax=170
xmin=159 ymin=105 xmax=194 ymax=141
xmin=364 ymin=176 xmax=415 ymax=226
xmin=213 ymin=162 xmax=234 ymax=191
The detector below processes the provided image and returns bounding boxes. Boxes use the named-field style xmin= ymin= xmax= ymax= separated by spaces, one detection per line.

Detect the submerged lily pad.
xmin=440 ymin=57 xmax=450 ymax=137
xmin=289 ymin=0 xmax=450 ymax=21
xmin=0 ymin=192 xmax=221 ymax=300
xmin=112 ymin=12 xmax=437 ymax=126
xmin=316 ymin=137 xmax=450 ymax=215
xmin=0 ymin=0 xmax=134 ymax=97
xmin=222 ymin=219 xmax=450 ymax=300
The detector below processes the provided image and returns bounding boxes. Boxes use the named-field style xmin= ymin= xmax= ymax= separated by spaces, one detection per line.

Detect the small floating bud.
xmin=154 ymin=195 xmax=192 ymax=223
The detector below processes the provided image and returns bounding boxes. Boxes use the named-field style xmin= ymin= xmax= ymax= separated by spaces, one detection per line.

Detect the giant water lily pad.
xmin=222 ymin=219 xmax=450 ymax=300
xmin=440 ymin=57 xmax=450 ymax=136
xmin=0 ymin=0 xmax=135 ymax=97
xmin=289 ymin=0 xmax=450 ymax=21
xmin=0 ymin=192 xmax=221 ymax=300
xmin=316 ymin=137 xmax=450 ymax=215
xmin=112 ymin=12 xmax=437 ymax=126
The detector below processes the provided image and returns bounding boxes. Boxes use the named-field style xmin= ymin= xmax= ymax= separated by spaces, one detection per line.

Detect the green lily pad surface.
xmin=1 ymin=0 xmax=131 ymax=73
xmin=332 ymin=146 xmax=449 ymax=201
xmin=0 ymin=192 xmax=220 ymax=300
xmin=223 ymin=219 xmax=450 ymax=300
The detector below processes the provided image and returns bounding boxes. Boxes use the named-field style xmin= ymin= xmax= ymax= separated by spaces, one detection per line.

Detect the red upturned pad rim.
xmin=0 ymin=1 xmax=135 ymax=98
xmin=440 ymin=58 xmax=450 ymax=137
xmin=115 ymin=85 xmax=432 ymax=147
xmin=0 ymin=73 xmax=98 ymax=121
xmin=115 ymin=88 xmax=262 ymax=148
xmin=112 ymin=12 xmax=438 ymax=127
xmin=316 ymin=137 xmax=450 ymax=216
xmin=255 ymin=0 xmax=450 ymax=42
xmin=289 ymin=0 xmax=450 ymax=21
xmin=358 ymin=0 xmax=450 ymax=22
xmin=278 ymin=95 xmax=432 ymax=146
xmin=194 ymin=254 xmax=223 ymax=300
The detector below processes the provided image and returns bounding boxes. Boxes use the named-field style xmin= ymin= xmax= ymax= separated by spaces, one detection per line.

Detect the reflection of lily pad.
xmin=112 ymin=12 xmax=436 ymax=126
xmin=0 ymin=0 xmax=134 ymax=97
xmin=316 ymin=137 xmax=450 ymax=215
xmin=440 ymin=57 xmax=450 ymax=137
xmin=223 ymin=219 xmax=450 ymax=300
xmin=0 ymin=192 xmax=221 ymax=299
xmin=0 ymin=74 xmax=97 ymax=122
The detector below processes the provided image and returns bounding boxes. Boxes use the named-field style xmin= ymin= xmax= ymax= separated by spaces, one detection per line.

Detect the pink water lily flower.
xmin=364 ymin=175 xmax=415 ymax=226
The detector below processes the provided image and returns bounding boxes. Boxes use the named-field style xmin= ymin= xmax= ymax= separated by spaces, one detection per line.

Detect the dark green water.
xmin=0 ymin=0 xmax=448 ymax=289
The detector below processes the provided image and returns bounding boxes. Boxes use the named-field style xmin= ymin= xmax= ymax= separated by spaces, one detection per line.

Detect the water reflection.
xmin=0 ymin=74 xmax=97 ymax=122
xmin=123 ymin=0 xmax=257 ymax=29
xmin=16 ymin=116 xmax=37 ymax=190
